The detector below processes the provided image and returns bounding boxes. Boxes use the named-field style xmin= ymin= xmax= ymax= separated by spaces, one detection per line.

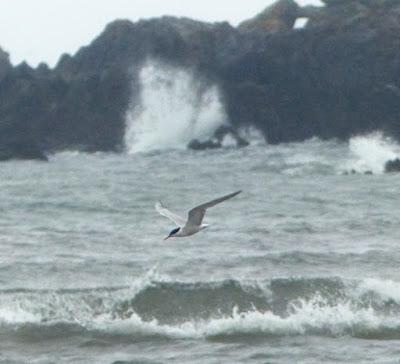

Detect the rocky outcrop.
xmin=0 ymin=17 xmax=241 ymax=160
xmin=188 ymin=126 xmax=250 ymax=150
xmin=223 ymin=0 xmax=400 ymax=143
xmin=385 ymin=158 xmax=400 ymax=173
xmin=238 ymin=0 xmax=300 ymax=33
xmin=2 ymin=0 xmax=400 ymax=159
xmin=0 ymin=139 xmax=48 ymax=162
xmin=0 ymin=47 xmax=11 ymax=82
xmin=188 ymin=139 xmax=221 ymax=150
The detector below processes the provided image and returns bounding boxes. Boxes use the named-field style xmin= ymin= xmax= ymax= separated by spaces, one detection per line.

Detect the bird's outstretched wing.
xmin=155 ymin=201 xmax=186 ymax=226
xmin=186 ymin=190 xmax=242 ymax=228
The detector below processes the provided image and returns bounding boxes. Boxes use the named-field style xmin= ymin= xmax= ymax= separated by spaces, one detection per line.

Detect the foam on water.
xmin=346 ymin=132 xmax=400 ymax=174
xmin=5 ymin=131 xmax=400 ymax=362
xmin=4 ymin=294 xmax=398 ymax=341
xmin=355 ymin=278 xmax=400 ymax=304
xmin=196 ymin=296 xmax=385 ymax=339
xmin=0 ymin=307 xmax=39 ymax=325
xmin=124 ymin=61 xmax=227 ymax=154
xmin=2 ymin=276 xmax=400 ymax=340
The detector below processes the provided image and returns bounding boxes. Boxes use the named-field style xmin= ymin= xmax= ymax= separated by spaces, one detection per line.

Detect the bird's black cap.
xmin=169 ymin=227 xmax=180 ymax=236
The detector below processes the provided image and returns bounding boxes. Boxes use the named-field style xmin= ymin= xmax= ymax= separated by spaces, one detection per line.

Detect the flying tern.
xmin=155 ymin=190 xmax=242 ymax=240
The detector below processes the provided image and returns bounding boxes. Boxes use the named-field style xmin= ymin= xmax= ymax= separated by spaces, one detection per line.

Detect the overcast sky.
xmin=0 ymin=0 xmax=322 ymax=67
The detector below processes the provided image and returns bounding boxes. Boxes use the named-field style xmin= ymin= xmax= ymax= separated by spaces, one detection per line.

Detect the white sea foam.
xmin=345 ymin=132 xmax=400 ymax=174
xmin=124 ymin=61 xmax=227 ymax=154
xmin=1 ymin=296 xmax=396 ymax=340
xmin=89 ymin=295 xmax=394 ymax=339
xmin=0 ymin=307 xmax=39 ymax=325
xmin=355 ymin=278 xmax=400 ymax=304
xmin=3 ymin=277 xmax=400 ymax=339
xmin=202 ymin=298 xmax=379 ymax=338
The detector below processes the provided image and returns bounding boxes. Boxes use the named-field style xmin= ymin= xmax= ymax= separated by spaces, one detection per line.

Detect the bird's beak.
xmin=164 ymin=236 xmax=170 ymax=240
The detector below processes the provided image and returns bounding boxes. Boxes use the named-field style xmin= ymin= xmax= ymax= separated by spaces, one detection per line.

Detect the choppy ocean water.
xmin=1 ymin=134 xmax=400 ymax=363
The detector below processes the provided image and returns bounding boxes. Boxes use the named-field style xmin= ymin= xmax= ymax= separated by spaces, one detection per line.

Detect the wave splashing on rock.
xmin=124 ymin=61 xmax=227 ymax=154
xmin=345 ymin=132 xmax=400 ymax=174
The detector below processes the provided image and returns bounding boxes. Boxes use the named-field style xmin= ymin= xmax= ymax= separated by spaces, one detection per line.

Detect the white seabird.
xmin=155 ymin=190 xmax=242 ymax=240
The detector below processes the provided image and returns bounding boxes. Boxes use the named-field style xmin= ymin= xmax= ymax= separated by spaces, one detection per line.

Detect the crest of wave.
xmin=2 ymin=274 xmax=400 ymax=340
xmin=124 ymin=61 xmax=227 ymax=154
xmin=91 ymin=294 xmax=394 ymax=339
xmin=346 ymin=132 xmax=400 ymax=174
xmin=354 ymin=278 xmax=400 ymax=304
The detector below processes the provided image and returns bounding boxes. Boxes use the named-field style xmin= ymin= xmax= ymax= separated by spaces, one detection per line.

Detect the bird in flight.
xmin=155 ymin=190 xmax=242 ymax=240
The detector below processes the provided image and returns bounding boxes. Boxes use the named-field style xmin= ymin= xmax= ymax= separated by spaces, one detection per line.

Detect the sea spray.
xmin=2 ymin=277 xmax=400 ymax=340
xmin=125 ymin=61 xmax=227 ymax=153
xmin=354 ymin=278 xmax=400 ymax=305
xmin=346 ymin=132 xmax=400 ymax=174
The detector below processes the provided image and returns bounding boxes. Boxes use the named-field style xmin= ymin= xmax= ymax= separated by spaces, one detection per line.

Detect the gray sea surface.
xmin=1 ymin=136 xmax=400 ymax=363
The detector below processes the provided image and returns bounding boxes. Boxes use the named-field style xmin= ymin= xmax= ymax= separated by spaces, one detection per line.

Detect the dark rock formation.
xmin=0 ymin=17 xmax=241 ymax=160
xmin=238 ymin=0 xmax=300 ymax=33
xmin=223 ymin=0 xmax=400 ymax=143
xmin=0 ymin=139 xmax=48 ymax=161
xmin=188 ymin=139 xmax=221 ymax=150
xmin=188 ymin=126 xmax=250 ymax=150
xmin=0 ymin=47 xmax=11 ymax=82
xmin=213 ymin=125 xmax=250 ymax=147
xmin=2 ymin=0 xmax=400 ymax=159
xmin=385 ymin=158 xmax=400 ymax=173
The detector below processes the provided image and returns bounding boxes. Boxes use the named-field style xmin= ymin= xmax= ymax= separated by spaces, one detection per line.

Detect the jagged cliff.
xmin=1 ymin=0 xmax=400 ymax=160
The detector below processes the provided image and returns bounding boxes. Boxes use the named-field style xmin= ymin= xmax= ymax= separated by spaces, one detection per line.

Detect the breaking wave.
xmin=271 ymin=133 xmax=400 ymax=176
xmin=2 ymin=274 xmax=400 ymax=341
xmin=345 ymin=132 xmax=400 ymax=174
xmin=124 ymin=61 xmax=227 ymax=154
